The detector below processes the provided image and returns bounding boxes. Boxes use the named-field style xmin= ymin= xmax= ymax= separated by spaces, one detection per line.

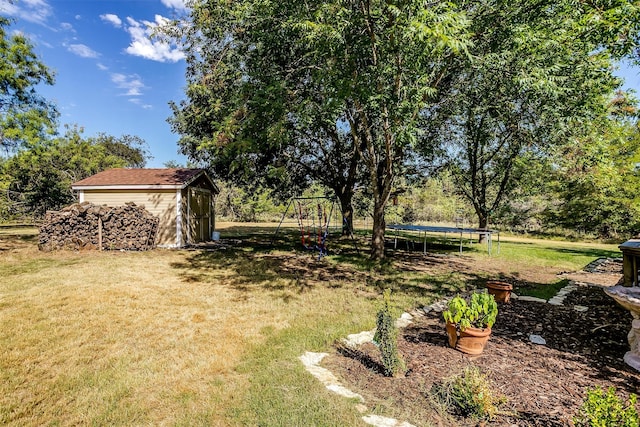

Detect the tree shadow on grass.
xmin=0 ymin=232 xmax=38 ymax=251
xmin=170 ymin=238 xmax=488 ymax=302
xmin=172 ymin=227 xmax=622 ymax=312
xmin=170 ymin=247 xmax=366 ymax=297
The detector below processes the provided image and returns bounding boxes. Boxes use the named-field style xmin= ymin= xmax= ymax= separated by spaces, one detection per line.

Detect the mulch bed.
xmin=324 ymin=285 xmax=640 ymax=426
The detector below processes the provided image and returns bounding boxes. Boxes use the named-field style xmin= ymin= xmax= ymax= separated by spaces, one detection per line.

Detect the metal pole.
xmin=269 ymin=198 xmax=293 ymax=247
xmin=423 ymin=231 xmax=426 ymax=255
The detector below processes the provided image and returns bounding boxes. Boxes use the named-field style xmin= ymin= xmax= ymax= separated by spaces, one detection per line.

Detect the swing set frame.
xmin=271 ymin=196 xmax=358 ymax=259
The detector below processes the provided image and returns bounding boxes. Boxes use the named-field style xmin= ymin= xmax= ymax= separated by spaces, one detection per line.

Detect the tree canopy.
xmin=169 ymin=0 xmax=640 ymax=255
xmin=0 ymin=17 xmax=58 ymax=152
xmin=547 ymin=91 xmax=640 ymax=237
xmin=0 ymin=126 xmax=150 ymax=219
xmin=170 ymin=0 xmax=472 ymax=258
xmin=424 ymin=0 xmax=632 ymax=233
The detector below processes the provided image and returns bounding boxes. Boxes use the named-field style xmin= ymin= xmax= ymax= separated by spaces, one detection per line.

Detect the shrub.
xmin=374 ymin=289 xmax=405 ymax=377
xmin=432 ymin=366 xmax=504 ymax=420
xmin=442 ymin=291 xmax=498 ymax=331
xmin=574 ymin=386 xmax=639 ymax=427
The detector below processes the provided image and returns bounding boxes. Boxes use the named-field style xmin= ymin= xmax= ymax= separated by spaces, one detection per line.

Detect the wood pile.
xmin=39 ymin=202 xmax=159 ymax=251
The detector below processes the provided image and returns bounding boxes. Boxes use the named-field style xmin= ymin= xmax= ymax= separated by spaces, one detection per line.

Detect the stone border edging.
xmin=299 ymin=351 xmax=418 ymax=427
xmin=299 ymin=352 xmax=365 ymax=402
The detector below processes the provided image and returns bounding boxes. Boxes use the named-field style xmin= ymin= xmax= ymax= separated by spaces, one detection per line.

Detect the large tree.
xmin=547 ymin=91 xmax=640 ymax=237
xmin=424 ymin=0 xmax=638 ymax=235
xmin=169 ymin=0 xmax=471 ymax=259
xmin=0 ymin=17 xmax=57 ymax=152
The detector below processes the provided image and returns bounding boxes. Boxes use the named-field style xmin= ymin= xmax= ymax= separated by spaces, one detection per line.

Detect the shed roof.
xmin=72 ymin=168 xmax=218 ymax=192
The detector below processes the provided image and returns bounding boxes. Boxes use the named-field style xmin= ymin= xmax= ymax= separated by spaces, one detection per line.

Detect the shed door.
xmin=188 ymin=188 xmax=212 ymax=243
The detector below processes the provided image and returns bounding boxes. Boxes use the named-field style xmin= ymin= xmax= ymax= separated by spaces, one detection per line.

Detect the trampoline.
xmin=387 ymin=224 xmax=499 ymax=255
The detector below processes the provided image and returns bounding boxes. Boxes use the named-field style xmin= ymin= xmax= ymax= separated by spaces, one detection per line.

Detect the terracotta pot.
xmin=456 ymin=326 xmax=492 ymax=355
xmin=446 ymin=322 xmax=458 ymax=348
xmin=486 ymin=281 xmax=513 ymax=303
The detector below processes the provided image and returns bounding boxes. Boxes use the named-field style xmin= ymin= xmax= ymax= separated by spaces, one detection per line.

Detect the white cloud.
xmin=111 ymin=73 xmax=146 ymax=96
xmin=97 ymin=63 xmax=108 ymax=71
xmin=60 ymin=22 xmax=74 ymax=32
xmin=129 ymin=98 xmax=153 ymax=109
xmin=124 ymin=15 xmax=185 ymax=63
xmin=161 ymin=0 xmax=188 ymax=11
xmin=0 ymin=0 xmax=52 ymax=25
xmin=67 ymin=43 xmax=100 ymax=58
xmin=100 ymin=13 xmax=122 ymax=28
xmin=0 ymin=1 xmax=20 ymax=17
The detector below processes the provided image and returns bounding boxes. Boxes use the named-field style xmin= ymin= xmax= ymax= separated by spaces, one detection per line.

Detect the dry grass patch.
xmin=0 ymin=242 xmax=325 ymax=426
xmin=1 ymin=229 xmax=382 ymax=426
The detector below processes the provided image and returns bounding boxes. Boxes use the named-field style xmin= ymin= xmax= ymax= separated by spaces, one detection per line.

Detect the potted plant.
xmin=443 ymin=291 xmax=498 ymax=355
xmin=486 ymin=280 xmax=513 ymax=303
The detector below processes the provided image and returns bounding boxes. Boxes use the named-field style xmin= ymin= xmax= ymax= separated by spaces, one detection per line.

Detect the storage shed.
xmin=72 ymin=168 xmax=218 ymax=248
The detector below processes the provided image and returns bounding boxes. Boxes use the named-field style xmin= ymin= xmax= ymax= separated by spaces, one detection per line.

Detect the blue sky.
xmin=1 ymin=0 xmax=189 ymax=167
xmin=1 ymin=0 xmax=640 ymax=169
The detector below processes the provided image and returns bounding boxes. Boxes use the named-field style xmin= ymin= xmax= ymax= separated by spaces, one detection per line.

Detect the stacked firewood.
xmin=39 ymin=202 xmax=159 ymax=251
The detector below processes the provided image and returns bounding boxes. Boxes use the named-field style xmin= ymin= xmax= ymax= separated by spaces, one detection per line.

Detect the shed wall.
xmin=80 ymin=190 xmax=178 ymax=247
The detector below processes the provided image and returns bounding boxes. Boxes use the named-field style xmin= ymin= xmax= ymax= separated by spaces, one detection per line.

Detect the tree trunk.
xmin=338 ymin=193 xmax=355 ymax=236
xmin=477 ymin=212 xmax=488 ymax=244
xmin=333 ymin=186 xmax=355 ymax=236
xmin=371 ymin=199 xmax=386 ymax=259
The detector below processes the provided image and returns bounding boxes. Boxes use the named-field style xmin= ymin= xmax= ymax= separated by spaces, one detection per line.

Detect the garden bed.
xmin=324 ymin=285 xmax=640 ymax=426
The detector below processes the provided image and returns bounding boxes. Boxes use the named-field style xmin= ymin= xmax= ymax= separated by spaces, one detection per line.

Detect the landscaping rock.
xmin=395 ymin=312 xmax=413 ymax=328
xmin=517 ymin=295 xmax=547 ymax=303
xmin=362 ymin=414 xmax=417 ymax=427
xmin=529 ymin=334 xmax=547 ymax=345
xmin=423 ymin=301 xmax=448 ymax=313
xmin=343 ymin=330 xmax=375 ymax=347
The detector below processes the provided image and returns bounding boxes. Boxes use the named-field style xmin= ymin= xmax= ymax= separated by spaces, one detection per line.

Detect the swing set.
xmin=295 ymin=199 xmax=334 ymax=257
xmin=271 ymin=196 xmax=343 ymax=259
